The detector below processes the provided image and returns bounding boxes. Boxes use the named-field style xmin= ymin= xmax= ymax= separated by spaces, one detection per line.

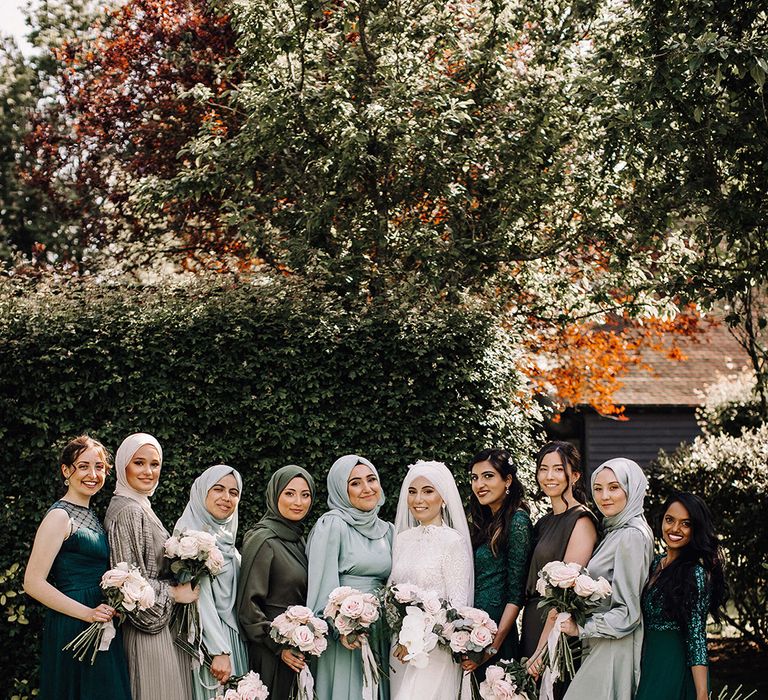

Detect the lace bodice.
xmin=389 ymin=524 xmax=471 ymax=607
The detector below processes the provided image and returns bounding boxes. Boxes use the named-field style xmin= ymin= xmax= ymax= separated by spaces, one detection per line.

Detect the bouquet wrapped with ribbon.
xmin=478 ymin=661 xmax=536 ymax=700
xmin=164 ymin=529 xmax=224 ymax=653
xmin=323 ymin=586 xmax=381 ymax=700
xmin=270 ymin=605 xmax=329 ymax=700
xmin=212 ymin=670 xmax=269 ymax=700
xmin=383 ymin=583 xmax=448 ymax=669
xmin=532 ymin=561 xmax=612 ymax=700
xmin=63 ymin=562 xmax=155 ymax=664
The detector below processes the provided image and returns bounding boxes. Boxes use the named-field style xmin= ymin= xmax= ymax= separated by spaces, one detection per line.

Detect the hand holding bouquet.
xmin=442 ymin=605 xmax=499 ymax=700
xmin=384 ymin=583 xmax=447 ymax=669
xmin=63 ymin=562 xmax=155 ymax=664
xmin=213 ymin=670 xmax=269 ymax=700
xmin=270 ymin=605 xmax=329 ymax=700
xmin=533 ymin=561 xmax=612 ymax=700
xmin=324 ymin=586 xmax=381 ymax=700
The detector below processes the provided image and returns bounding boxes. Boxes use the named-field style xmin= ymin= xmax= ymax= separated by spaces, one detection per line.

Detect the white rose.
xmin=546 ymin=563 xmax=581 ymax=589
xmin=164 ymin=536 xmax=181 ymax=558
xmin=178 ymin=536 xmax=200 ymax=559
xmin=420 ymin=592 xmax=442 ymax=615
xmin=595 ymin=576 xmax=612 ymax=597
xmin=138 ymin=583 xmax=156 ymax=609
xmin=535 ymin=576 xmax=548 ymax=597
xmin=121 ymin=578 xmax=146 ymax=608
xmin=101 ymin=565 xmax=131 ymax=589
xmin=286 ymin=605 xmax=314 ymax=624
xmin=194 ymin=531 xmax=217 ymax=553
xmin=339 ymin=594 xmax=365 ymax=619
xmin=328 ymin=586 xmax=354 ymax=603
xmin=468 ymin=624 xmax=494 ymax=650
xmin=485 ymin=665 xmax=505 ymax=684
xmin=573 ymin=574 xmax=599 ymax=598
xmin=449 ymin=629 xmax=471 ymax=653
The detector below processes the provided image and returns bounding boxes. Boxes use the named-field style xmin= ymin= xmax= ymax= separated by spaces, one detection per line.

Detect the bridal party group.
xmin=24 ymin=432 xmax=726 ymax=700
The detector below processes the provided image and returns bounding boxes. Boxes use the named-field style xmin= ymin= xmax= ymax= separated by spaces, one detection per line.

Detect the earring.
xmin=505 ymin=487 xmax=510 ymax=495
xmin=64 ymin=478 xmax=70 ymax=486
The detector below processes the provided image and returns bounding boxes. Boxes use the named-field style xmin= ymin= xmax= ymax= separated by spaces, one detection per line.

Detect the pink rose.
xmin=323 ymin=600 xmax=339 ymax=618
xmin=469 ymin=624 xmax=494 ymax=650
xmin=195 ymin=531 xmax=217 ymax=553
xmin=335 ymin=616 xmax=355 ymax=636
xmin=178 ymin=535 xmax=200 ymax=559
xmin=339 ymin=594 xmax=365 ymax=618
xmin=484 ymin=665 xmax=505 ymax=684
xmin=359 ymin=602 xmax=379 ymax=625
xmin=328 ymin=586 xmax=354 ymax=604
xmin=138 ymin=583 xmax=156 ymax=610
xmin=535 ymin=575 xmax=548 ymax=597
xmin=449 ymin=629 xmax=471 ymax=653
xmin=290 ymin=624 xmax=316 ymax=651
xmin=546 ymin=562 xmax=581 ymax=589
xmin=420 ymin=592 xmax=442 ymax=615
xmin=493 ymin=679 xmax=518 ymax=699
xmin=312 ymin=617 xmax=329 ymax=635
xmin=286 ymin=605 xmax=313 ymax=624
xmin=120 ymin=578 xmax=145 ymax=610
xmin=573 ymin=574 xmax=598 ymax=598
xmin=273 ymin=615 xmax=295 ymax=638
xmin=101 ymin=564 xmax=131 ymax=589
xmin=594 ymin=576 xmax=612 ymax=597
xmin=311 ymin=635 xmax=328 ymax=655
xmin=393 ymin=583 xmax=421 ymax=603
xmin=206 ymin=548 xmax=225 ymax=575
xmin=458 ymin=606 xmax=491 ymax=626
xmin=163 ymin=536 xmax=181 ymax=558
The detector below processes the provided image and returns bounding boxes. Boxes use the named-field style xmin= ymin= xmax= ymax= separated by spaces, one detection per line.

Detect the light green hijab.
xmin=591 ymin=457 xmax=653 ymax=539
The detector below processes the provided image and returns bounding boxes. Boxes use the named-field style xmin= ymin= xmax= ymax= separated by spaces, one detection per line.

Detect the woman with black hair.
xmin=634 ymin=492 xmax=726 ymax=700
xmin=461 ymin=448 xmax=533 ymax=676
xmin=521 ymin=442 xmax=598 ymax=681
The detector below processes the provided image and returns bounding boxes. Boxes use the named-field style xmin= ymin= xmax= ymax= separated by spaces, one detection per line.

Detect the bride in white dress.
xmin=388 ymin=460 xmax=474 ymax=700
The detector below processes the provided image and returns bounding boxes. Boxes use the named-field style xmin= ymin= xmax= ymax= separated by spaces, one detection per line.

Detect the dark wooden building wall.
xmin=582 ymin=408 xmax=701 ymax=474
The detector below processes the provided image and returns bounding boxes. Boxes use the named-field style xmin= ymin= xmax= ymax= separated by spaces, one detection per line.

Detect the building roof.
xmin=610 ymin=321 xmax=751 ymax=407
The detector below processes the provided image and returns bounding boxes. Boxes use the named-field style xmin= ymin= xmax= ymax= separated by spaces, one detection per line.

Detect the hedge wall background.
xmin=0 ymin=275 xmax=542 ymax=694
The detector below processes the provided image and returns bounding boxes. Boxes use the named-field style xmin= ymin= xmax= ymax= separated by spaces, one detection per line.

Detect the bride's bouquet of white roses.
xmin=324 ymin=586 xmax=381 ymax=700
xmin=478 ymin=661 xmax=536 ymax=700
xmin=270 ymin=605 xmax=329 ymax=700
xmin=533 ymin=561 xmax=612 ymax=700
xmin=212 ymin=670 xmax=269 ymax=700
xmin=63 ymin=562 xmax=155 ymax=664
xmin=164 ymin=529 xmax=225 ymax=654
xmin=383 ymin=583 xmax=448 ymax=668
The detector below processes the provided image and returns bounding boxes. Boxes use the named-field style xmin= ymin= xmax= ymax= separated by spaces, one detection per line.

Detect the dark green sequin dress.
xmin=473 ymin=509 xmax=533 ymax=669
xmin=635 ymin=554 xmax=710 ymax=700
xmin=38 ymin=500 xmax=131 ymax=700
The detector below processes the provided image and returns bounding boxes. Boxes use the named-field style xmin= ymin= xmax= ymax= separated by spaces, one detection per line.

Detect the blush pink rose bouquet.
xmin=63 ymin=562 xmax=155 ymax=664
xmin=478 ymin=661 xmax=535 ymax=700
xmin=212 ymin=670 xmax=269 ymax=700
xmin=533 ymin=561 xmax=612 ymax=700
xmin=323 ymin=586 xmax=381 ymax=700
xmin=270 ymin=605 xmax=329 ymax=700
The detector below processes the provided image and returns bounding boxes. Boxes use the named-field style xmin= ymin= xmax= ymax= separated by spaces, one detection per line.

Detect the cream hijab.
xmin=114 ymin=432 xmax=165 ymax=529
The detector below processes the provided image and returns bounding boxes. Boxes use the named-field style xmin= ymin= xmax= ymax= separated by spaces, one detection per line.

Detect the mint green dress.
xmin=634 ymin=555 xmax=710 ymax=700
xmin=473 ymin=508 xmax=533 ymax=664
xmin=38 ymin=500 xmax=131 ymax=700
xmin=306 ymin=513 xmax=394 ymax=700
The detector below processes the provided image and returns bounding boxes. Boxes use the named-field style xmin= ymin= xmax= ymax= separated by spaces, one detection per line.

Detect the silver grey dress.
xmin=104 ymin=495 xmax=193 ymax=700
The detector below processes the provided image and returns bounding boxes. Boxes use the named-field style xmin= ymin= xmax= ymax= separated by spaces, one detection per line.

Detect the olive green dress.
xmin=473 ymin=508 xmax=533 ymax=666
xmin=634 ymin=554 xmax=710 ymax=700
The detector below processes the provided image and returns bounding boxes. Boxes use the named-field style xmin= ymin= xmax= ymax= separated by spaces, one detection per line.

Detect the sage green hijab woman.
xmin=237 ymin=465 xmax=316 ymax=698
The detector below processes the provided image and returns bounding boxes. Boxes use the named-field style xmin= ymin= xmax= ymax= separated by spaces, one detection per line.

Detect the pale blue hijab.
xmin=325 ymin=454 xmax=389 ymax=539
xmin=174 ymin=464 xmax=243 ymax=630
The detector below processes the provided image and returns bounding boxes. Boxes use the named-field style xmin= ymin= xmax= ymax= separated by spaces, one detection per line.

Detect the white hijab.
xmin=393 ymin=460 xmax=474 ymax=604
xmin=114 ymin=432 xmax=165 ymax=529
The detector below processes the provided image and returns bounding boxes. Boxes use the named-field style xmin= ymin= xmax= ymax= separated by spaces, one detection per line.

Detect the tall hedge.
xmin=0 ymin=275 xmax=541 ymax=692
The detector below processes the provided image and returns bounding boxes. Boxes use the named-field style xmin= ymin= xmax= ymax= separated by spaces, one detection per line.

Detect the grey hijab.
xmin=591 ymin=457 xmax=653 ymax=539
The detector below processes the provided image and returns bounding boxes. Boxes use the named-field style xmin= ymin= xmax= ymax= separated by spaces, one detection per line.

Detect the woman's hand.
xmin=210 ymin=654 xmax=232 ymax=684
xmin=169 ymin=582 xmax=199 ymax=604
xmin=526 ymin=648 xmax=545 ymax=679
xmin=393 ymin=643 xmax=408 ymax=662
xmin=280 ymin=649 xmax=305 ymax=672
xmin=461 ymin=656 xmax=478 ymax=672
xmin=83 ymin=603 xmax=116 ymax=623
xmin=559 ymin=615 xmax=579 ymax=637
xmin=340 ymin=633 xmax=363 ymax=650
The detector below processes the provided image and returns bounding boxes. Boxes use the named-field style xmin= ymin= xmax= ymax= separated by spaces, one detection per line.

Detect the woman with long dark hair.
xmin=462 ymin=448 xmax=533 ymax=675
xmin=521 ymin=442 xmax=598 ymax=684
xmin=634 ymin=492 xmax=726 ymax=700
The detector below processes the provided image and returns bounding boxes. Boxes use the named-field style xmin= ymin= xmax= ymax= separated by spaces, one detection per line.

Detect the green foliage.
xmin=695 ymin=369 xmax=764 ymax=437
xmin=0 ymin=274 xmax=542 ymax=684
xmin=647 ymin=425 xmax=768 ymax=649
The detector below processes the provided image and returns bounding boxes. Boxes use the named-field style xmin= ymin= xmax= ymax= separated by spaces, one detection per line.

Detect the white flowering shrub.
xmin=648 ymin=425 xmax=768 ymax=648
xmin=696 ymin=369 xmax=763 ymax=437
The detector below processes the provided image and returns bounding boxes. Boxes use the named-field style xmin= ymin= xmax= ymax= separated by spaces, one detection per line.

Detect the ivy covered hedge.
xmin=0 ymin=275 xmax=540 ymax=690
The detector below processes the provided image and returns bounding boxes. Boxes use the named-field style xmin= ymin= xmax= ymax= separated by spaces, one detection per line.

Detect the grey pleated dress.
xmin=104 ymin=495 xmax=193 ymax=700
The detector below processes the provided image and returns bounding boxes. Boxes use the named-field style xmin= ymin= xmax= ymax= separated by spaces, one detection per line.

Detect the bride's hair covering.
xmin=393 ymin=460 xmax=474 ymax=604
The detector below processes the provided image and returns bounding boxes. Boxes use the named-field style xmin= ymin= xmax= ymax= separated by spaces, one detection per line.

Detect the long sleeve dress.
xmin=237 ymin=532 xmax=309 ymax=698
xmin=634 ymin=555 xmax=710 ymax=700
xmin=473 ymin=508 xmax=533 ymax=665
xmin=388 ymin=524 xmax=472 ymax=699
xmin=104 ymin=495 xmax=193 ymax=700
xmin=38 ymin=500 xmax=131 ymax=700
xmin=306 ymin=513 xmax=394 ymax=700
xmin=563 ymin=525 xmax=653 ymax=700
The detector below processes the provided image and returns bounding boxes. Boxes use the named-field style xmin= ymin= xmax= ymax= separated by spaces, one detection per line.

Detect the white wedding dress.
xmin=388 ymin=524 xmax=472 ymax=700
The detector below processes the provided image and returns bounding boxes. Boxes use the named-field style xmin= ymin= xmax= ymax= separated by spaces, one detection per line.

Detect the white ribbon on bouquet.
xmin=360 ymin=636 xmax=380 ymax=700
xmin=539 ymin=612 xmax=572 ymax=700
xmin=296 ymin=665 xmax=315 ymax=700
xmin=98 ymin=619 xmax=117 ymax=651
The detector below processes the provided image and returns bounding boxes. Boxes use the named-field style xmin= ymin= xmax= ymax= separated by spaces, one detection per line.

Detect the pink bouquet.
xmin=323 ymin=586 xmax=381 ymax=700
xmin=533 ymin=561 xmax=612 ymax=700
xmin=270 ymin=605 xmax=329 ymax=700
xmin=442 ymin=605 xmax=499 ymax=700
xmin=213 ymin=670 xmax=269 ymax=700
xmin=63 ymin=562 xmax=155 ymax=664
xmin=479 ymin=662 xmax=535 ymax=700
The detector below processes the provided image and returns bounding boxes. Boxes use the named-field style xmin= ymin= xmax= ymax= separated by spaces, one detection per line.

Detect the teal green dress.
xmin=39 ymin=500 xmax=131 ymax=700
xmin=473 ymin=509 xmax=533 ymax=665
xmin=635 ymin=554 xmax=710 ymax=700
xmin=306 ymin=513 xmax=394 ymax=700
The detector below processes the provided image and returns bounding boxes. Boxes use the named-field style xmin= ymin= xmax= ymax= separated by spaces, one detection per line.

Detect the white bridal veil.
xmin=393 ymin=460 xmax=474 ymax=605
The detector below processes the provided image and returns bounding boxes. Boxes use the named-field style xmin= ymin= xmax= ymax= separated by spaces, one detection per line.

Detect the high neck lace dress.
xmin=388 ymin=524 xmax=472 ymax=700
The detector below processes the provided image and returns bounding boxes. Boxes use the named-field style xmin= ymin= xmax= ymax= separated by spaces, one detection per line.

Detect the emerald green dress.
xmin=473 ymin=509 xmax=533 ymax=666
xmin=39 ymin=500 xmax=132 ymax=700
xmin=635 ymin=554 xmax=710 ymax=700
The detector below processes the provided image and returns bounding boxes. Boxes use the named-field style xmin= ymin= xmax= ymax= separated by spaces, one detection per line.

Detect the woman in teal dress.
xmin=463 ymin=448 xmax=533 ymax=677
xmin=23 ymin=435 xmax=131 ymax=700
xmin=174 ymin=464 xmax=248 ymax=699
xmin=635 ymin=492 xmax=726 ymax=700
xmin=306 ymin=454 xmax=394 ymax=700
